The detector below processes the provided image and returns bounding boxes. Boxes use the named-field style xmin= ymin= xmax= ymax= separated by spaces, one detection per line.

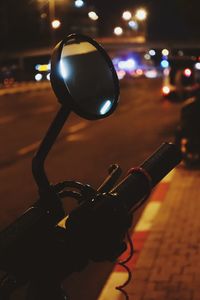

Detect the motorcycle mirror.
xmin=50 ymin=33 xmax=119 ymax=120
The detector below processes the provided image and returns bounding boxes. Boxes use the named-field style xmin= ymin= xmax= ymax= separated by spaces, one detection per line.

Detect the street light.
xmin=149 ymin=49 xmax=156 ymax=56
xmin=51 ymin=19 xmax=61 ymax=29
xmin=122 ymin=11 xmax=132 ymax=21
xmin=114 ymin=27 xmax=123 ymax=36
xmin=135 ymin=8 xmax=147 ymax=21
xmin=38 ymin=0 xmax=64 ymax=44
xmin=135 ymin=8 xmax=148 ymax=41
xmin=161 ymin=59 xmax=169 ymax=68
xmin=88 ymin=11 xmax=99 ymax=21
xmin=128 ymin=20 xmax=138 ymax=30
xmin=49 ymin=0 xmax=56 ymax=27
xmin=144 ymin=53 xmax=151 ymax=60
xmin=162 ymin=48 xmax=169 ymax=56
xmin=195 ymin=62 xmax=200 ymax=70
xmin=74 ymin=0 xmax=84 ymax=8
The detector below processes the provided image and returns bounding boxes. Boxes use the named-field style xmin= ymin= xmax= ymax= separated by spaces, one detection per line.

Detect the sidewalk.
xmin=99 ymin=166 xmax=200 ymax=300
xmin=0 ymin=81 xmax=51 ymax=96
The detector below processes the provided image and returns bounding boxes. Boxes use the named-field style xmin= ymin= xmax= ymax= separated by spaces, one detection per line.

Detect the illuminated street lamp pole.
xmin=49 ymin=0 xmax=61 ymax=45
xmin=135 ymin=8 xmax=147 ymax=21
xmin=38 ymin=0 xmax=61 ymax=44
xmin=49 ymin=0 xmax=55 ymax=26
xmin=52 ymin=19 xmax=61 ymax=29
xmin=114 ymin=26 xmax=123 ymax=36
xmin=88 ymin=11 xmax=99 ymax=21
xmin=135 ymin=8 xmax=148 ymax=41
xmin=122 ymin=11 xmax=132 ymax=21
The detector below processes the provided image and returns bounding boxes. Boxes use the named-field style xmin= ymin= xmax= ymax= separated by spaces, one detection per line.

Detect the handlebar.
xmin=0 ymin=142 xmax=182 ymax=298
xmin=65 ymin=142 xmax=182 ymax=263
xmin=111 ymin=142 xmax=182 ymax=211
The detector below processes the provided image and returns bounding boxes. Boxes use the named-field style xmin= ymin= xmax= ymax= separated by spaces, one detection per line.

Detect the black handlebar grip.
xmin=140 ymin=142 xmax=182 ymax=187
xmin=111 ymin=143 xmax=182 ymax=211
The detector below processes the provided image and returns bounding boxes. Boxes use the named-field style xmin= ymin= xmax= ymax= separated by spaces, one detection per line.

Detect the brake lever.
xmin=97 ymin=164 xmax=122 ymax=193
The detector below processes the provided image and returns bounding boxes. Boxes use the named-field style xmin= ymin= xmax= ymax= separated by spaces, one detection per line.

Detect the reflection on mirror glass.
xmin=60 ymin=39 xmax=116 ymax=117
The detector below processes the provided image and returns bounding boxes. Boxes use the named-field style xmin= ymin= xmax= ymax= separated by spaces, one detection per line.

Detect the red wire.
xmin=115 ymin=167 xmax=152 ymax=299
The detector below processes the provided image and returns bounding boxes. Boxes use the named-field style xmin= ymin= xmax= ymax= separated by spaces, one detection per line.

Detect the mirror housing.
xmin=50 ymin=33 xmax=119 ymax=120
xmin=33 ymin=33 xmax=120 ymax=191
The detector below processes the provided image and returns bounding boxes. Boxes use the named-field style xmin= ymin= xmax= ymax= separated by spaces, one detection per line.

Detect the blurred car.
xmin=0 ymin=66 xmax=16 ymax=87
xmin=113 ymin=55 xmax=159 ymax=81
xmin=175 ymin=95 xmax=200 ymax=167
xmin=34 ymin=63 xmax=51 ymax=82
xmin=162 ymin=57 xmax=200 ymax=101
xmin=144 ymin=68 xmax=158 ymax=79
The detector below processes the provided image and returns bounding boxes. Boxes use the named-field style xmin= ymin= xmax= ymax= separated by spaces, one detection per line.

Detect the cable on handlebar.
xmin=115 ymin=231 xmax=134 ymax=300
xmin=127 ymin=167 xmax=152 ymax=213
xmin=115 ymin=167 xmax=152 ymax=299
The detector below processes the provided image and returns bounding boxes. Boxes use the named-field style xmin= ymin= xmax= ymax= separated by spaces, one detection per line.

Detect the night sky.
xmin=92 ymin=0 xmax=200 ymax=41
xmin=1 ymin=0 xmax=200 ymax=51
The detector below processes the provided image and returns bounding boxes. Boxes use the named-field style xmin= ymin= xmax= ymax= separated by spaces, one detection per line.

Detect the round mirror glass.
xmin=55 ymin=35 xmax=119 ymax=119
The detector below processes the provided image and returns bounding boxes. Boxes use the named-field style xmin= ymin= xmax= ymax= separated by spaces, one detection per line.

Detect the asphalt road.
xmin=0 ymin=78 xmax=182 ymax=299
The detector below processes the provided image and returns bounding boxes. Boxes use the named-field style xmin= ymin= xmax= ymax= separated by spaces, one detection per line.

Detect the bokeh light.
xmin=114 ymin=27 xmax=123 ymax=36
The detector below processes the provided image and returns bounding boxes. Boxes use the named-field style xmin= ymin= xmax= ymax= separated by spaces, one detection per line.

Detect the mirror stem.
xmin=32 ymin=105 xmax=71 ymax=192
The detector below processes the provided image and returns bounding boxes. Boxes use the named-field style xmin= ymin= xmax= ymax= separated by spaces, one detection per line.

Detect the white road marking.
xmin=66 ymin=133 xmax=86 ymax=142
xmin=68 ymin=121 xmax=88 ymax=134
xmin=17 ymin=121 xmax=88 ymax=157
xmin=17 ymin=140 xmax=41 ymax=156
xmin=32 ymin=105 xmax=55 ymax=114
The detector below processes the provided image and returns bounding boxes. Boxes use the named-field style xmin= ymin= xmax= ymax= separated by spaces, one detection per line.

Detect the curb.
xmin=98 ymin=169 xmax=175 ymax=300
xmin=0 ymin=81 xmax=51 ymax=96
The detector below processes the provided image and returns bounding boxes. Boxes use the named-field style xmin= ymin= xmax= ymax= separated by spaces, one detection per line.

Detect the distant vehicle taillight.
xmin=3 ymin=78 xmax=15 ymax=87
xmin=135 ymin=68 xmax=143 ymax=76
xmin=144 ymin=69 xmax=158 ymax=79
xmin=184 ymin=68 xmax=192 ymax=77
xmin=181 ymin=138 xmax=188 ymax=153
